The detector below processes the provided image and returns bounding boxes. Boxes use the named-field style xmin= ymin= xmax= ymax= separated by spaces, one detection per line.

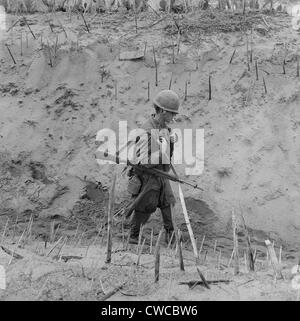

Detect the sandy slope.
xmin=0 ymin=8 xmax=300 ymax=300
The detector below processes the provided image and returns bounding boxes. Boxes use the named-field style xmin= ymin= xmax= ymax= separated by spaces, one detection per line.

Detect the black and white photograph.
xmin=0 ymin=0 xmax=300 ymax=304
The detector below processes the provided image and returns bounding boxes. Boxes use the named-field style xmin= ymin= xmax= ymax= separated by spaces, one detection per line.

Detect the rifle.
xmin=95 ymin=151 xmax=203 ymax=191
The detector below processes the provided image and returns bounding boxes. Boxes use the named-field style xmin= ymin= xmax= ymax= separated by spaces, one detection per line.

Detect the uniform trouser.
xmin=130 ymin=190 xmax=174 ymax=238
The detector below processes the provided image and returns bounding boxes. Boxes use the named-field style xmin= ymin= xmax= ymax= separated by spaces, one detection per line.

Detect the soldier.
xmin=127 ymin=89 xmax=180 ymax=244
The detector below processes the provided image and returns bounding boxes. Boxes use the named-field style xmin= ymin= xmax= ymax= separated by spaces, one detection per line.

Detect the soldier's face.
xmin=163 ymin=111 xmax=176 ymax=124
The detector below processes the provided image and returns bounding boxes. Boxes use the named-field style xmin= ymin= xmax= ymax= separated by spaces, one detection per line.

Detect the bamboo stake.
xmin=255 ymin=60 xmax=259 ymax=80
xmin=125 ymin=230 xmax=131 ymax=251
xmin=80 ymin=11 xmax=90 ymax=33
xmin=177 ymin=229 xmax=184 ymax=271
xmin=229 ymin=48 xmax=236 ymax=64
xmin=5 ymin=44 xmax=16 ymax=64
xmin=228 ymin=248 xmax=234 ymax=267
xmin=169 ymin=73 xmax=173 ymax=90
xmin=172 ymin=43 xmax=175 ymax=64
xmin=114 ymin=80 xmax=117 ymax=100
xmin=244 ymin=251 xmax=248 ymax=272
xmin=105 ymin=173 xmax=117 ymax=264
xmin=196 ymin=266 xmax=210 ymax=289
xmin=12 ymin=215 xmax=19 ymax=242
xmin=247 ymin=37 xmax=250 ymax=71
xmin=52 ymin=223 xmax=61 ymax=242
xmin=20 ymin=32 xmax=23 ymax=56
xmin=218 ymin=250 xmax=222 ymax=270
xmin=167 ymin=230 xmax=175 ymax=250
xmin=177 ymin=30 xmax=180 ymax=55
xmin=154 ymin=229 xmax=164 ymax=283
xmin=184 ymin=80 xmax=188 ymax=101
xmin=171 ymin=165 xmax=198 ymax=262
xmin=24 ymin=18 xmax=36 ymax=39
xmin=49 ymin=22 xmax=53 ymax=33
xmin=149 ymin=228 xmax=154 ymax=254
xmin=54 ymin=34 xmax=58 ymax=58
xmin=72 ymin=222 xmax=80 ymax=245
xmin=265 ymin=239 xmax=283 ymax=279
xmin=250 ymin=28 xmax=253 ymax=63
xmin=1 ymin=218 xmax=9 ymax=243
xmin=240 ymin=212 xmax=255 ymax=271
xmin=283 ymin=59 xmax=286 ymax=75
xmin=121 ymin=219 xmax=125 ymax=249
xmin=263 ymin=76 xmax=267 ymax=94
xmin=46 ymin=236 xmax=63 ymax=257
xmin=152 ymin=46 xmax=158 ymax=86
xmin=198 ymin=235 xmax=205 ymax=257
xmin=134 ymin=4 xmax=138 ymax=34
xmin=137 ymin=224 xmax=144 ymax=254
xmin=136 ymin=238 xmax=146 ymax=266
xmin=297 ymin=55 xmax=299 ymax=77
xmin=8 ymin=228 xmax=27 ymax=265
xmin=213 ymin=240 xmax=217 ymax=253
xmin=279 ymin=246 xmax=282 ymax=264
xmin=232 ymin=210 xmax=239 ymax=275
xmin=47 ymin=41 xmax=53 ymax=67
xmin=143 ymin=42 xmax=147 ymax=58
xmin=147 ymin=81 xmax=150 ymax=101
xmin=208 ymin=75 xmax=212 ymax=100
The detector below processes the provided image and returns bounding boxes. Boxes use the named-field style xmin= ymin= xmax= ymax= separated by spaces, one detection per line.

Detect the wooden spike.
xmin=1 ymin=218 xmax=9 ymax=243
xmin=255 ymin=60 xmax=259 ymax=80
xmin=167 ymin=230 xmax=175 ymax=250
xmin=150 ymin=228 xmax=154 ymax=254
xmin=169 ymin=73 xmax=173 ymax=90
xmin=80 ymin=11 xmax=90 ymax=33
xmin=152 ymin=46 xmax=158 ymax=87
xmin=46 ymin=236 xmax=63 ymax=257
xmin=136 ymin=238 xmax=146 ymax=266
xmin=263 ymin=76 xmax=267 ymax=94
xmin=246 ymin=37 xmax=250 ymax=71
xmin=114 ymin=80 xmax=117 ymax=100
xmin=240 ymin=211 xmax=255 ymax=271
xmin=20 ymin=32 xmax=23 ymax=56
xmin=105 ymin=173 xmax=117 ymax=264
xmin=172 ymin=43 xmax=175 ymax=64
xmin=154 ymin=228 xmax=164 ymax=283
xmin=177 ymin=229 xmax=185 ymax=271
xmin=24 ymin=18 xmax=36 ymax=39
xmin=143 ymin=41 xmax=147 ymax=58
xmin=232 ymin=210 xmax=239 ymax=275
xmin=198 ymin=235 xmax=205 ymax=257
xmin=208 ymin=75 xmax=212 ymax=101
xmin=196 ymin=266 xmax=210 ymax=289
xmin=265 ymin=239 xmax=283 ymax=279
xmin=213 ymin=240 xmax=217 ymax=253
xmin=147 ymin=81 xmax=150 ymax=101
xmin=283 ymin=59 xmax=286 ymax=74
xmin=5 ymin=44 xmax=16 ymax=64
xmin=229 ymin=48 xmax=236 ymax=64
xmin=137 ymin=224 xmax=144 ymax=254
xmin=279 ymin=246 xmax=282 ymax=264
xmin=218 ymin=249 xmax=222 ymax=270
xmin=184 ymin=80 xmax=188 ymax=101
xmin=297 ymin=55 xmax=299 ymax=77
xmin=47 ymin=41 xmax=53 ymax=67
xmin=134 ymin=4 xmax=138 ymax=34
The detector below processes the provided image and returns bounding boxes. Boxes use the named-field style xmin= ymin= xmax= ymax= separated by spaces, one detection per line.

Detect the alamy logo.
xmin=95 ymin=121 xmax=204 ymax=176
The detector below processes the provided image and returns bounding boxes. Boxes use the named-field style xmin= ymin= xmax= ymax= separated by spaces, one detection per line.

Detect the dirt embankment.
xmin=0 ymin=9 xmax=300 ymax=258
